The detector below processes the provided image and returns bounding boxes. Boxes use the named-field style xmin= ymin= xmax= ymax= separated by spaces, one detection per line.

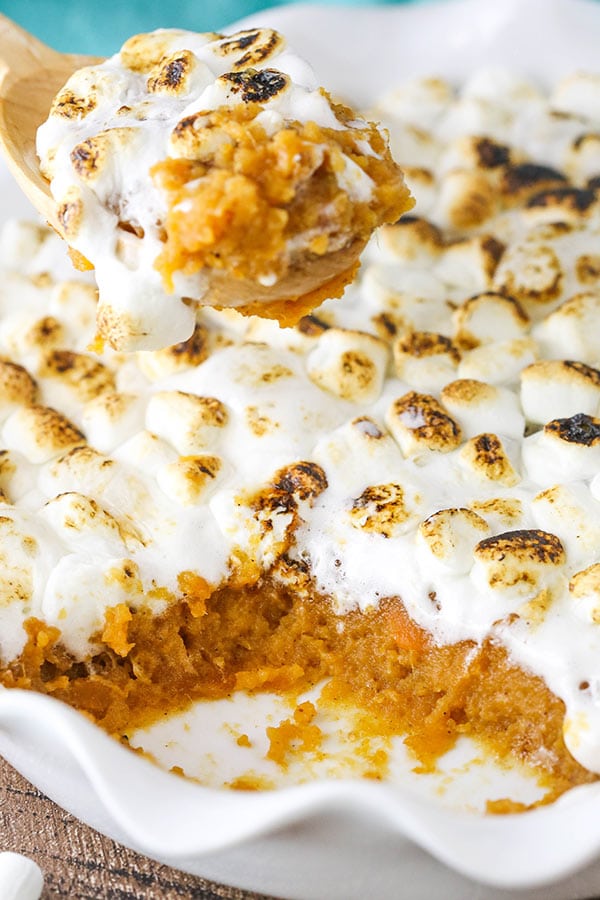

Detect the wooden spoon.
xmin=0 ymin=14 xmax=99 ymax=231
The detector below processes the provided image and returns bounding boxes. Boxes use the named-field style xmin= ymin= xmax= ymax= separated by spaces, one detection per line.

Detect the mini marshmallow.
xmin=376 ymin=218 xmax=443 ymax=266
xmin=38 ymin=349 xmax=115 ymax=410
xmin=361 ymin=263 xmax=448 ymax=336
xmin=469 ymin=496 xmax=526 ymax=533
xmin=49 ymin=280 xmax=98 ymax=340
xmin=0 ymin=360 xmax=38 ymax=421
xmin=533 ymin=292 xmax=600 ymax=363
xmin=0 ymin=313 xmax=65 ymax=369
xmin=210 ymin=28 xmax=286 ymax=71
xmin=441 ymin=379 xmax=525 ymax=440
xmin=575 ymin=253 xmax=600 ymax=288
xmin=569 ymin=563 xmax=600 ymax=624
xmin=523 ymin=187 xmax=598 ymax=229
xmin=146 ymin=390 xmax=229 ymax=454
xmin=385 ymin=390 xmax=462 ymax=457
xmin=499 ymin=162 xmax=567 ymax=206
xmin=523 ymin=413 xmax=600 ymax=484
xmin=435 ymin=235 xmax=505 ymax=294
xmin=565 ymin=133 xmax=600 ymax=184
xmin=520 ymin=359 xmax=600 ymax=425
xmin=0 ymin=450 xmax=36 ymax=503
xmin=3 ymin=405 xmax=85 ymax=464
xmin=386 ymin=122 xmax=441 ymax=169
xmin=306 ymin=329 xmax=389 ymax=404
xmin=493 ymin=240 xmax=564 ymax=315
xmin=0 ymin=852 xmax=43 ymax=900
xmin=393 ymin=331 xmax=460 ymax=392
xmin=55 ymin=186 xmax=85 ymax=241
xmin=453 ymin=292 xmax=529 ymax=348
xmin=434 ymin=169 xmax=496 ymax=231
xmin=398 ymin=167 xmax=437 ymax=217
xmin=40 ymin=445 xmax=117 ymax=497
xmin=147 ymin=48 xmax=210 ymax=97
xmin=119 ymin=29 xmax=209 ymax=73
xmin=551 ymin=72 xmax=600 ymax=121
xmin=313 ymin=416 xmax=406 ymax=495
xmin=437 ymin=95 xmax=513 ymax=143
xmin=113 ymin=429 xmax=178 ymax=476
xmin=349 ymin=480 xmax=420 ymax=538
xmin=457 ymin=337 xmax=538 ymax=386
xmin=438 ymin=135 xmax=512 ymax=178
xmin=416 ymin=506 xmax=490 ymax=575
xmin=210 ymin=485 xmax=295 ymax=573
xmin=0 ymin=221 xmax=51 ymax=269
xmin=461 ymin=68 xmax=542 ymax=107
xmin=246 ymin=316 xmax=317 ymax=354
xmin=70 ymin=127 xmax=143 ymax=189
xmin=42 ymin=491 xmax=132 ymax=555
xmin=40 ymin=554 xmax=144 ymax=653
xmin=472 ymin=528 xmax=565 ymax=600
xmin=81 ymin=391 xmax=145 ymax=453
xmin=459 ymin=432 xmax=521 ymax=487
xmin=532 ymin=482 xmax=600 ymax=565
xmin=373 ymin=77 xmax=454 ymax=129
xmin=157 ymin=454 xmax=223 ymax=506
xmin=136 ymin=323 xmax=210 ymax=380
xmin=0 ymin=515 xmax=38 ymax=606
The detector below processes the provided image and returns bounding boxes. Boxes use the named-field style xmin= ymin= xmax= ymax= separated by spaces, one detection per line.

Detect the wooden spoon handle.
xmin=0 ymin=14 xmax=59 ymax=82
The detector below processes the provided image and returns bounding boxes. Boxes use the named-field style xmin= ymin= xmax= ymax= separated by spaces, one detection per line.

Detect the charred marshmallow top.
xmin=36 ymin=29 xmax=378 ymax=351
xmin=5 ymin=66 xmax=600 ymax=776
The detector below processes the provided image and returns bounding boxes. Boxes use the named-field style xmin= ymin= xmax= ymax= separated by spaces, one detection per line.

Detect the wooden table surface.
xmin=0 ymin=756 xmax=278 ymax=900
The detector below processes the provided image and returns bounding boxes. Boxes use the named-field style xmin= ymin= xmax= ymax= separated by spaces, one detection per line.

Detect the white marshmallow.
xmin=306 ymin=329 xmax=389 ymax=404
xmin=441 ymin=379 xmax=525 ymax=440
xmin=458 ymin=337 xmax=538 ymax=386
xmin=532 ymin=482 xmax=600 ymax=566
xmin=0 ymin=852 xmax=43 ymax=900
xmin=416 ymin=507 xmax=490 ymax=576
xmin=520 ymin=360 xmax=600 ymax=425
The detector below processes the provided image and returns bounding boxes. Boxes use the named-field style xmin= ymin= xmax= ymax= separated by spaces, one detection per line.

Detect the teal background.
xmin=0 ymin=0 xmax=411 ymax=56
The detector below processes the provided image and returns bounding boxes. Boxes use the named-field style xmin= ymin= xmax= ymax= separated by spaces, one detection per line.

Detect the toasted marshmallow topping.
xmin=6 ymin=65 xmax=600 ymax=777
xmin=36 ymin=28 xmax=406 ymax=351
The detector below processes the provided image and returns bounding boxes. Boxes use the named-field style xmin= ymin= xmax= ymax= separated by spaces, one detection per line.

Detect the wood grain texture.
xmin=0 ymin=757 xmax=277 ymax=900
xmin=0 ymin=13 xmax=94 ymax=229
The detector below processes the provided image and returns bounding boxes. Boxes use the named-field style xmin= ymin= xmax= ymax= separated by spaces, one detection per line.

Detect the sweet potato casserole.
xmin=2 ymin=51 xmax=600 ymax=809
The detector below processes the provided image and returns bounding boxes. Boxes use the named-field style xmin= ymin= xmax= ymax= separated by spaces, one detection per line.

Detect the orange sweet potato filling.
xmin=151 ymin=99 xmax=413 ymax=322
xmin=0 ymin=574 xmax=595 ymax=808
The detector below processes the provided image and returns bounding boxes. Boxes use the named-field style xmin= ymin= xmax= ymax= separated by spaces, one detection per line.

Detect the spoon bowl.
xmin=0 ymin=14 xmax=99 ymax=231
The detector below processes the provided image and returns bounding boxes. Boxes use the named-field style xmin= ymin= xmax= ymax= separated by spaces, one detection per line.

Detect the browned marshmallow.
xmin=520 ymin=360 xmax=600 ymax=425
xmin=146 ymin=390 xmax=229 ymax=454
xmin=385 ymin=390 xmax=462 ymax=456
xmin=472 ymin=529 xmax=565 ymax=598
xmin=570 ymin=563 xmax=600 ymax=624
xmin=0 ymin=361 xmax=38 ymax=421
xmin=136 ymin=323 xmax=210 ymax=380
xmin=441 ymin=379 xmax=524 ymax=440
xmin=416 ymin=507 xmax=490 ymax=575
xmin=453 ymin=292 xmax=529 ymax=348
xmin=157 ymin=455 xmax=223 ymax=505
xmin=393 ymin=331 xmax=460 ymax=392
xmin=307 ymin=329 xmax=389 ymax=404
xmin=349 ymin=482 xmax=417 ymax=538
xmin=3 ymin=406 xmax=85 ymax=464
xmin=459 ymin=433 xmax=520 ymax=486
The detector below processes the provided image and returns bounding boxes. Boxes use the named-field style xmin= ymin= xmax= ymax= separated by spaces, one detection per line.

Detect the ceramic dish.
xmin=5 ymin=1 xmax=600 ymax=898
